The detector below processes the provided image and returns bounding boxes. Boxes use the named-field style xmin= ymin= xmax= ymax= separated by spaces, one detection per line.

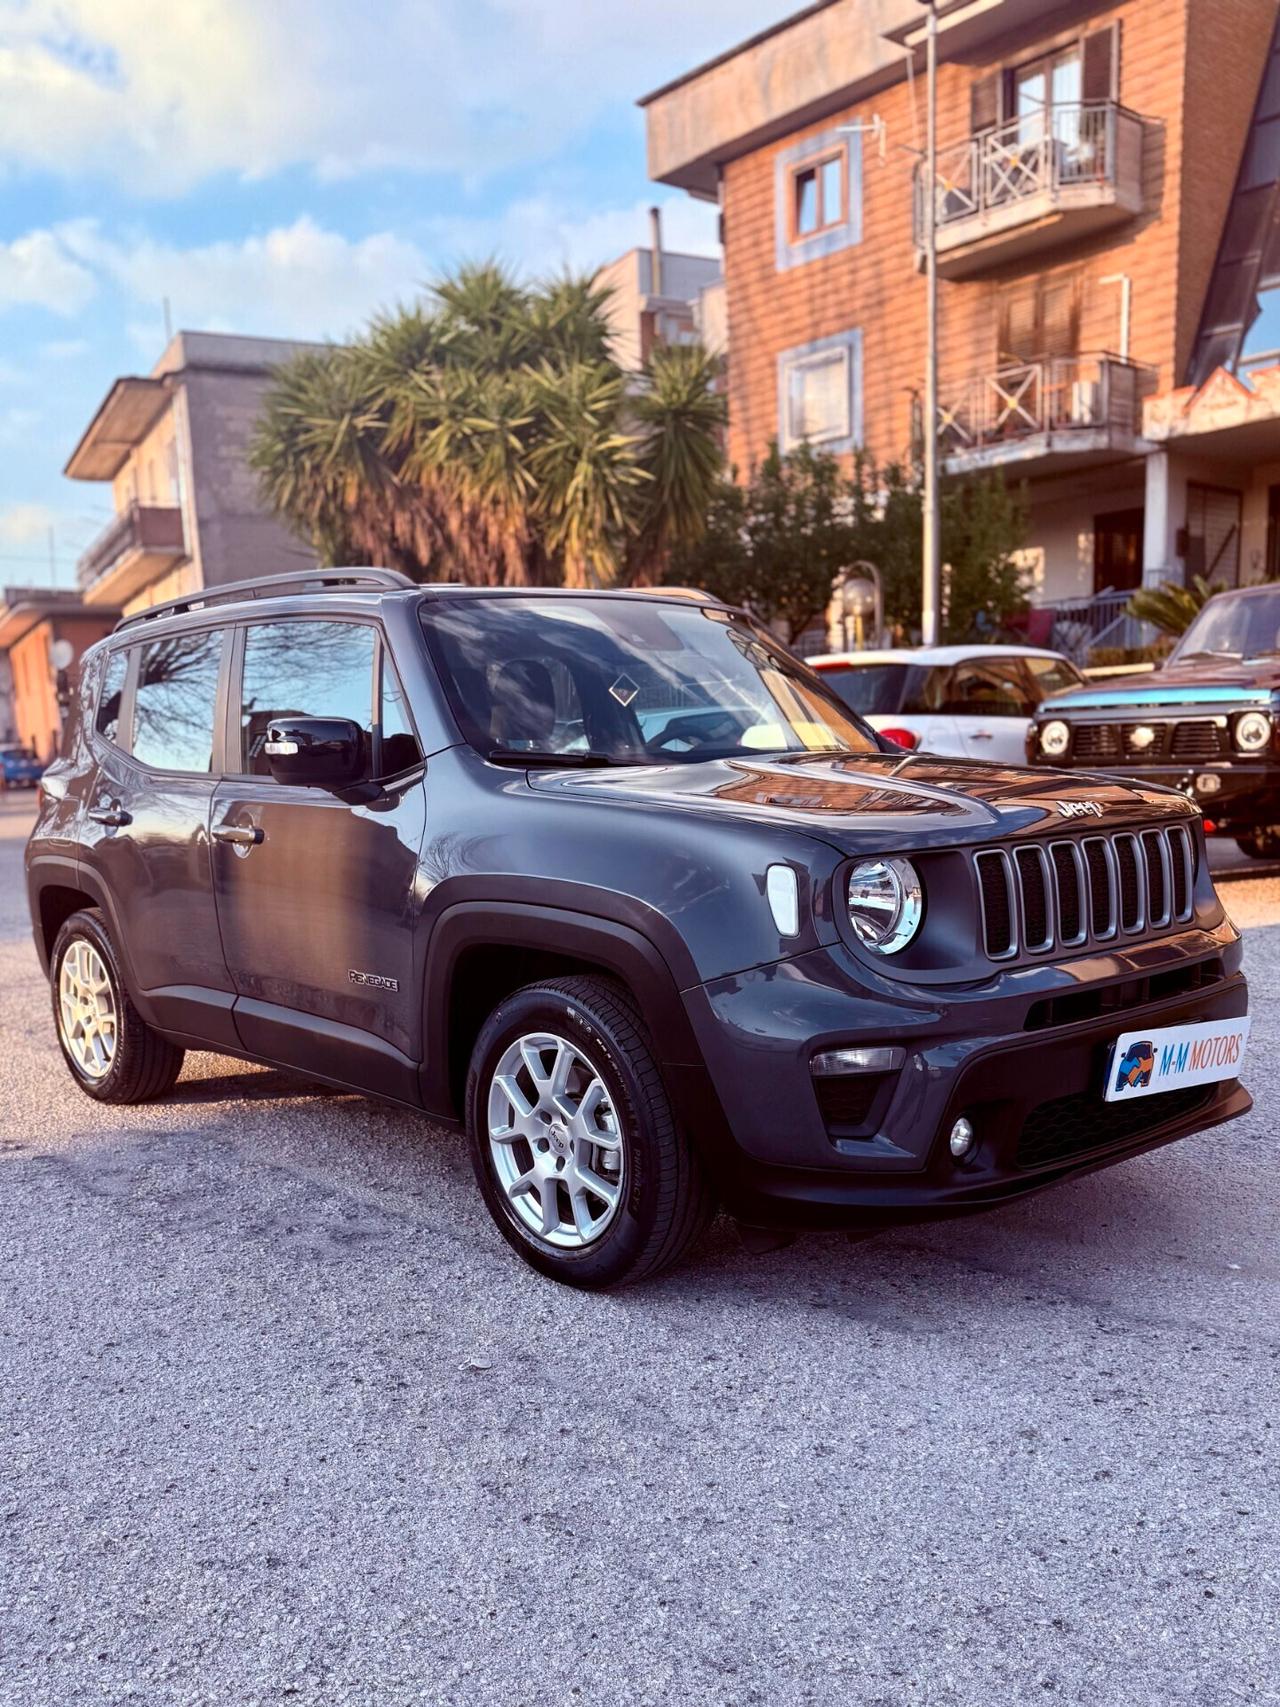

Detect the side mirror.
xmin=264 ymin=717 xmax=365 ymax=788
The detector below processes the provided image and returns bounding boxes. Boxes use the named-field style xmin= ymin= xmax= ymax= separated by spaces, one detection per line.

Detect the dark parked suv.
xmin=27 ymin=570 xmax=1252 ymax=1287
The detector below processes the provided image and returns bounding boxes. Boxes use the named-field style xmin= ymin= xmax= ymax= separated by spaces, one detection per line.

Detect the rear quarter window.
xmin=95 ymin=649 xmax=130 ymax=747
xmin=132 ymin=630 xmax=224 ymax=773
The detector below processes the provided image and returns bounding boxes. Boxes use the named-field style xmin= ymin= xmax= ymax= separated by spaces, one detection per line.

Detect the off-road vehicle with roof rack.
xmin=27 ymin=569 xmax=1251 ymax=1287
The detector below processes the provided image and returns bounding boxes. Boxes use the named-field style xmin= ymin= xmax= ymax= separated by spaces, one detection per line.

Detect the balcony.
xmin=77 ymin=503 xmax=186 ymax=605
xmin=928 ymin=353 xmax=1151 ymax=477
xmin=914 ymin=103 xmax=1146 ymax=279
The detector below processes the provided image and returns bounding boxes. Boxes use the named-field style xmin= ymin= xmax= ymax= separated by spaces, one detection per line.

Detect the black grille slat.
xmin=1072 ymin=724 xmax=1120 ymax=762
xmin=1142 ymin=830 xmax=1169 ymax=926
xmin=1169 ymin=824 xmax=1193 ymax=919
xmin=1014 ymin=848 xmax=1050 ymax=950
xmin=1051 ymin=843 xmax=1084 ymax=942
xmin=976 ymin=852 xmax=1014 ymax=957
xmin=1115 ymin=835 xmax=1142 ymax=931
xmin=1171 ymin=720 xmax=1225 ymax=760
xmin=1083 ymin=839 xmax=1115 ymax=937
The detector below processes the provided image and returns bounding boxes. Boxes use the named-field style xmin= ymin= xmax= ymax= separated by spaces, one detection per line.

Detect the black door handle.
xmin=213 ymin=824 xmax=264 ymax=847
xmin=88 ymin=805 xmax=131 ymax=828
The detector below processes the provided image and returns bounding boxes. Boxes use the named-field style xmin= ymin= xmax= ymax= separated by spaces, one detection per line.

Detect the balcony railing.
xmin=77 ymin=502 xmax=185 ymax=593
xmin=914 ymin=102 xmax=1144 ymax=273
xmin=1037 ymin=589 xmax=1157 ymax=664
xmin=932 ymin=353 xmax=1148 ymax=464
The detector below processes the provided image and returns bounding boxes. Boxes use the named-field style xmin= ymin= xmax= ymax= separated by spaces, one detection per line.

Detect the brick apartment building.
xmin=642 ymin=0 xmax=1280 ymax=647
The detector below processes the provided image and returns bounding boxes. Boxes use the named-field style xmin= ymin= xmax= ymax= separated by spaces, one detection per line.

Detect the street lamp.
xmin=921 ymin=0 xmax=942 ymax=647
xmin=838 ymin=561 xmax=884 ymax=652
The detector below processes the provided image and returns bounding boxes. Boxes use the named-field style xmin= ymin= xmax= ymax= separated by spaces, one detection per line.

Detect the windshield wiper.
xmin=1176 ymin=649 xmax=1241 ymax=662
xmin=485 ymin=747 xmax=639 ymax=768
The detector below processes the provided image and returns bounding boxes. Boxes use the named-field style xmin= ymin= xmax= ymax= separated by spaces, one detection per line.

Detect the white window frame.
xmin=775 ymin=128 xmax=863 ymax=273
xmin=778 ymin=329 xmax=863 ymax=456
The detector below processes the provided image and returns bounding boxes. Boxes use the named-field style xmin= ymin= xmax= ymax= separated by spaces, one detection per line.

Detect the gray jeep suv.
xmin=26 ymin=570 xmax=1252 ymax=1287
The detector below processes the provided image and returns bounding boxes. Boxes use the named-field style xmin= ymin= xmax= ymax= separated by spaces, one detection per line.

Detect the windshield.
xmin=810 ymin=662 xmax=908 ymax=716
xmin=420 ymin=596 xmax=881 ymax=764
xmin=1173 ymin=590 xmax=1280 ymax=662
xmin=2 ymin=746 xmax=36 ymax=762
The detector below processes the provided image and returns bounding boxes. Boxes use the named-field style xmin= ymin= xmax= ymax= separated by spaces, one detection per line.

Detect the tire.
xmin=50 ymin=908 xmax=185 ymax=1104
xmin=1236 ymin=827 xmax=1280 ymax=860
xmin=465 ymin=975 xmax=715 ymax=1289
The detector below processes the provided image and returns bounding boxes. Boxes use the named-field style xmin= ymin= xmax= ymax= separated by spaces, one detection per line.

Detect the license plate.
xmin=1106 ymin=1018 xmax=1250 ymax=1103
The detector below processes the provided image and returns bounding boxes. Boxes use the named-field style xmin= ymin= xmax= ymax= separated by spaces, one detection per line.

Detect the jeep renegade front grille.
xmin=974 ymin=823 xmax=1195 ymax=960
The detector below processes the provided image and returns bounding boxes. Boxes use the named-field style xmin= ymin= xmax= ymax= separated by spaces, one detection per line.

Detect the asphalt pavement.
xmin=2 ymin=789 xmax=1279 ymax=1706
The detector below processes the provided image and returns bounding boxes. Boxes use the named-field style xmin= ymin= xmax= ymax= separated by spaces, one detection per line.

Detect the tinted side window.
xmin=1025 ymin=655 xmax=1085 ymax=698
xmin=941 ymin=661 xmax=1034 ymax=716
xmin=239 ymin=620 xmax=375 ymax=778
xmin=133 ymin=631 xmax=223 ymax=772
xmin=95 ymin=649 xmax=129 ymax=746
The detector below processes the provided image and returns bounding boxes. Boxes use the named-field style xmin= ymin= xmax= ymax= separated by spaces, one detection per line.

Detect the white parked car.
xmin=805 ymin=644 xmax=1087 ymax=766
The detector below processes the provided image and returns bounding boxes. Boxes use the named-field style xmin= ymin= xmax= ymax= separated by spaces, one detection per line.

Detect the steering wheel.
xmin=645 ymin=710 xmax=744 ymax=754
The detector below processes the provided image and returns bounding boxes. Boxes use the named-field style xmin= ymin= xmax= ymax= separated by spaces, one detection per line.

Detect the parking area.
xmin=2 ymin=788 xmax=1279 ymax=1706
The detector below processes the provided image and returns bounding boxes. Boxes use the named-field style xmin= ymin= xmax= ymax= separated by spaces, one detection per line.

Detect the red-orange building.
xmin=642 ymin=0 xmax=1280 ymax=644
xmin=0 ymin=590 xmax=118 ymax=765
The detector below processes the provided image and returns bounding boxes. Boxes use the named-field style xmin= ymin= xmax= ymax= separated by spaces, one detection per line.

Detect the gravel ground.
xmin=2 ymin=790 xmax=1279 ymax=1706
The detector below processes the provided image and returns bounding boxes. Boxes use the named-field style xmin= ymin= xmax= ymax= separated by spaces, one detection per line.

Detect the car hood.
xmin=1044 ymin=659 xmax=1280 ymax=714
xmin=527 ymin=751 xmax=1194 ymax=847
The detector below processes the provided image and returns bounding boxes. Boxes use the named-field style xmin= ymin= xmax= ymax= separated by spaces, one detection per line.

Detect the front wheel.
xmin=465 ymin=975 xmax=715 ymax=1288
xmin=1236 ymin=827 xmax=1280 ymax=860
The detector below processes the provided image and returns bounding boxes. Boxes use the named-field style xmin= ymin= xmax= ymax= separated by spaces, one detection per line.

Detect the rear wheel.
xmin=465 ymin=975 xmax=715 ymax=1288
xmin=50 ymin=909 xmax=185 ymax=1103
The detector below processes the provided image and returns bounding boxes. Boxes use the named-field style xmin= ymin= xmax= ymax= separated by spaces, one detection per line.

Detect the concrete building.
xmin=642 ymin=0 xmax=1280 ymax=649
xmin=0 ymin=588 xmax=119 ymax=763
xmin=597 ymin=212 xmax=724 ymax=371
xmin=66 ymin=330 xmax=327 ymax=618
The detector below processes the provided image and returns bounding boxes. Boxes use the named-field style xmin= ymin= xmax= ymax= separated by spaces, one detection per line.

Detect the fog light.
xmin=949 ymin=1116 xmax=976 ymax=1160
xmin=1195 ymin=772 xmax=1222 ymax=796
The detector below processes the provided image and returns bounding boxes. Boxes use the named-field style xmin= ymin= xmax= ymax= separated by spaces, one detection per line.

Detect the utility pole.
xmin=921 ymin=0 xmax=942 ymax=646
xmin=47 ymin=525 xmax=57 ymax=588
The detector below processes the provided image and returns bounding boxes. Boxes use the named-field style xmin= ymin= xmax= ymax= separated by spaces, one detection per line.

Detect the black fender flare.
xmin=417 ymin=896 xmax=732 ymax=1158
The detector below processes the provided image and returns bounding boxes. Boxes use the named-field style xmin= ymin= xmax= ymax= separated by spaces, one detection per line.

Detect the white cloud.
xmin=38 ymin=338 xmax=90 ymax=361
xmin=66 ymin=217 xmax=431 ymax=345
xmin=0 ymin=499 xmax=54 ymax=544
xmin=425 ymin=193 xmax=720 ymax=274
xmin=0 ymin=228 xmax=95 ymax=315
xmin=22 ymin=195 xmax=716 ymax=351
xmin=0 ymin=0 xmax=786 ymax=192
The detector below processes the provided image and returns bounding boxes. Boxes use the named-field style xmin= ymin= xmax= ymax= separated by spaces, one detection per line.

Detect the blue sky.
xmin=0 ymin=0 xmax=787 ymax=590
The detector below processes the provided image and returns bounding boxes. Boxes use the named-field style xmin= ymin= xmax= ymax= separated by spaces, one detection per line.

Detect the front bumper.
xmin=680 ymin=927 xmax=1250 ymax=1228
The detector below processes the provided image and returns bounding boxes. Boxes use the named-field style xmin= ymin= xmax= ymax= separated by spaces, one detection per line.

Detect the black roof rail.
xmin=113 ymin=567 xmax=416 ymax=632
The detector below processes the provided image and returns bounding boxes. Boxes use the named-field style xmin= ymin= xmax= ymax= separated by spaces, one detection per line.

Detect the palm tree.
xmin=1126 ymin=574 xmax=1224 ymax=638
xmin=251 ymin=261 xmax=724 ymax=587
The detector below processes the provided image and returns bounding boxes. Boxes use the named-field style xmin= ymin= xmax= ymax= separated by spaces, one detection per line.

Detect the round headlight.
xmin=847 ymin=857 xmax=924 ymax=955
xmin=1039 ymin=720 xmax=1070 ymax=758
xmin=1235 ymin=710 xmax=1272 ymax=753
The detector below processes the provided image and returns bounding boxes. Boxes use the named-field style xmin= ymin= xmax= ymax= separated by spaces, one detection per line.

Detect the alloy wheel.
xmin=486 ymin=1031 xmax=625 ymax=1249
xmin=57 ymin=939 xmax=118 ymax=1081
